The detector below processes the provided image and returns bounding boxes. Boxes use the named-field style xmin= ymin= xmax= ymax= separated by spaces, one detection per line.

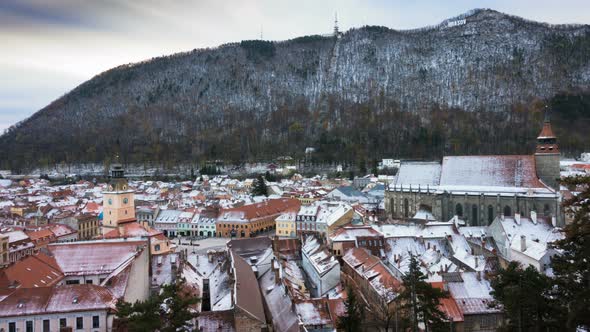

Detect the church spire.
xmin=534 ymin=106 xmax=560 ymax=190
xmin=536 ymin=107 xmax=558 ymax=149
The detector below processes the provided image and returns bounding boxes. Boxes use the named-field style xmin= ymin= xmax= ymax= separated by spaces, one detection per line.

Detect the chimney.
xmin=520 ymin=235 xmax=526 ymax=252
xmin=530 ymin=210 xmax=537 ymax=225
xmin=477 ymin=271 xmax=481 ymax=280
xmin=515 ymin=213 xmax=521 ymax=225
xmin=551 ymin=216 xmax=557 ymax=228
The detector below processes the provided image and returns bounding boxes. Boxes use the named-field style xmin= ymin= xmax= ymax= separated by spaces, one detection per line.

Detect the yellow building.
xmin=102 ymin=163 xmax=136 ymax=235
xmin=276 ymin=211 xmax=297 ymax=238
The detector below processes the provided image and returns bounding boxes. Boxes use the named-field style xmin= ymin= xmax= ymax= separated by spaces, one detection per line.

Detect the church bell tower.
xmin=101 ymin=160 xmax=136 ymax=235
xmin=534 ymin=111 xmax=560 ymax=190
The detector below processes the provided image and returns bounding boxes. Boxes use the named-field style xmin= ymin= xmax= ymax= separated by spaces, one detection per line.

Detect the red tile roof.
xmin=25 ymin=229 xmax=55 ymax=242
xmin=430 ymin=282 xmax=464 ymax=322
xmin=221 ymin=198 xmax=300 ymax=221
xmin=0 ymin=284 xmax=116 ymax=317
xmin=1 ymin=252 xmax=64 ymax=288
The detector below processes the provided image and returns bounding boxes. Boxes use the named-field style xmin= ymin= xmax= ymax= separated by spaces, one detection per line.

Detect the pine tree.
xmin=115 ymin=278 xmax=199 ymax=332
xmin=160 ymin=278 xmax=200 ymax=332
xmin=115 ymin=296 xmax=162 ymax=332
xmin=399 ymin=255 xmax=449 ymax=332
xmin=338 ymin=286 xmax=364 ymax=332
xmin=551 ymin=175 xmax=590 ymax=331
xmin=251 ymin=174 xmax=268 ymax=196
xmin=490 ymin=261 xmax=561 ymax=331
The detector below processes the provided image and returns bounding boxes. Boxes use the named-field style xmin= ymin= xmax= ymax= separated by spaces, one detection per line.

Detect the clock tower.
xmin=101 ymin=162 xmax=136 ymax=235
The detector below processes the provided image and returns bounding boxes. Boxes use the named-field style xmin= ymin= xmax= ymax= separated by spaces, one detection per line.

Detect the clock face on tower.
xmin=123 ymin=198 xmax=128 ymax=204
xmin=108 ymin=198 xmax=113 ymax=205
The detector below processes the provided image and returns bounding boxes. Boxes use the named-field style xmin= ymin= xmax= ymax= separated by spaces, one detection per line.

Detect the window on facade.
xmin=455 ymin=203 xmax=463 ymax=217
xmin=66 ymin=279 xmax=80 ymax=285
xmin=9 ymin=322 xmax=16 ymax=332
xmin=503 ymin=205 xmax=512 ymax=217
xmin=544 ymin=204 xmax=550 ymax=216
xmin=76 ymin=317 xmax=83 ymax=329
xmin=93 ymin=315 xmax=100 ymax=328
xmin=25 ymin=321 xmax=33 ymax=332
xmin=59 ymin=318 xmax=67 ymax=328
xmin=43 ymin=319 xmax=50 ymax=332
xmin=99 ymin=278 xmax=105 ymax=284
xmin=472 ymin=204 xmax=478 ymax=226
xmin=487 ymin=205 xmax=494 ymax=225
xmin=403 ymin=198 xmax=409 ymax=218
xmin=86 ymin=279 xmax=93 ymax=284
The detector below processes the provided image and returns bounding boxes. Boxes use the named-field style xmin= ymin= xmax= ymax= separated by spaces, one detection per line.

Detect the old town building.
xmin=385 ymin=117 xmax=562 ymax=226
xmin=216 ymin=198 xmax=300 ymax=238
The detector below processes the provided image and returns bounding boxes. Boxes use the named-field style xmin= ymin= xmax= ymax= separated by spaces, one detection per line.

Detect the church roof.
xmin=394 ymin=162 xmax=441 ymax=186
xmin=439 ymin=155 xmax=547 ymax=189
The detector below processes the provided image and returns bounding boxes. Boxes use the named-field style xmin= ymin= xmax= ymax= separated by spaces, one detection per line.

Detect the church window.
xmin=404 ymin=199 xmax=409 ymax=218
xmin=503 ymin=206 xmax=512 ymax=217
xmin=487 ymin=205 xmax=494 ymax=225
xmin=455 ymin=204 xmax=463 ymax=217
xmin=472 ymin=205 xmax=478 ymax=226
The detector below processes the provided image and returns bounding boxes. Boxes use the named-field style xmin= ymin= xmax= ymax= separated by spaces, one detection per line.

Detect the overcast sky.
xmin=1 ymin=0 xmax=589 ymax=131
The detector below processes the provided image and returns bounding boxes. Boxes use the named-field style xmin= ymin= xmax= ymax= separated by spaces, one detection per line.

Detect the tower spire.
xmin=333 ymin=12 xmax=339 ymax=36
xmin=534 ymin=105 xmax=560 ymax=190
xmin=543 ymin=105 xmax=551 ymax=123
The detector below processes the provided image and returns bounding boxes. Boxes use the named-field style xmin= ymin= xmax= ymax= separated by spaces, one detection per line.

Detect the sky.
xmin=1 ymin=0 xmax=589 ymax=131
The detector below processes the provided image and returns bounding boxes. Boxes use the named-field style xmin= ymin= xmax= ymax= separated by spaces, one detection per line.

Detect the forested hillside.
xmin=1 ymin=9 xmax=590 ymax=171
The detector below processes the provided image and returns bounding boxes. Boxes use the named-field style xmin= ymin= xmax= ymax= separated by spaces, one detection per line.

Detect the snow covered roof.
xmin=155 ymin=209 xmax=182 ymax=223
xmin=440 ymin=155 xmax=547 ymax=189
xmin=0 ymin=284 xmax=115 ymax=317
xmin=330 ymin=226 xmax=382 ymax=242
xmin=295 ymin=299 xmax=333 ymax=327
xmin=446 ymin=272 xmax=499 ymax=315
xmin=342 ymin=248 xmax=401 ymax=303
xmin=302 ymin=236 xmax=339 ymax=276
xmin=48 ymin=239 xmax=147 ymax=276
xmin=395 ymin=162 xmax=441 ymax=186
xmin=3 ymin=230 xmax=30 ymax=243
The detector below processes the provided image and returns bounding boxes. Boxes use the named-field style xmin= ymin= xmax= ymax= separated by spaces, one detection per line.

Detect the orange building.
xmin=216 ymin=198 xmax=300 ymax=238
xmin=101 ymin=163 xmax=136 ymax=235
